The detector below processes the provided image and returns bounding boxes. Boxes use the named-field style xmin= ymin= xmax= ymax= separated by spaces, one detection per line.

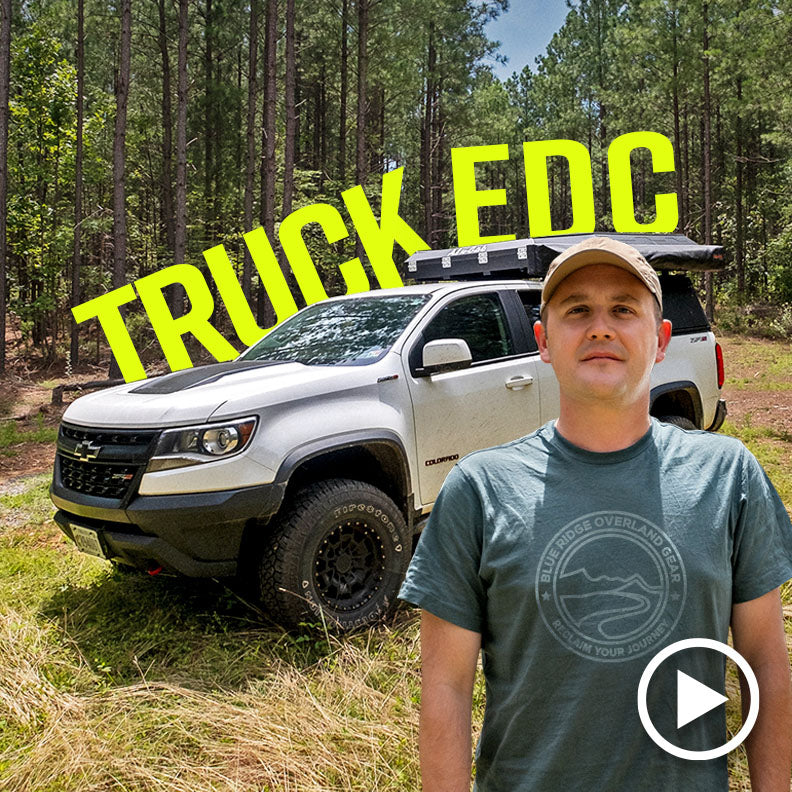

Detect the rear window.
xmin=660 ymin=274 xmax=710 ymax=334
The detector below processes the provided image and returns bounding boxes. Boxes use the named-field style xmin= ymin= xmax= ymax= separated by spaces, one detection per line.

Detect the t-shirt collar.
xmin=545 ymin=418 xmax=656 ymax=465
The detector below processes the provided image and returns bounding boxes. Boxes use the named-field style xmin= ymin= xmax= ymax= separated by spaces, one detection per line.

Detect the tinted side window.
xmin=422 ymin=293 xmax=514 ymax=363
xmin=517 ymin=290 xmax=541 ymax=353
xmin=660 ymin=274 xmax=710 ymax=334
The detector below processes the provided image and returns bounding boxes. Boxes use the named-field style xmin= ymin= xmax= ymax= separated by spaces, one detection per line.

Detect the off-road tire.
xmin=257 ymin=478 xmax=410 ymax=632
xmin=659 ymin=414 xmax=697 ymax=430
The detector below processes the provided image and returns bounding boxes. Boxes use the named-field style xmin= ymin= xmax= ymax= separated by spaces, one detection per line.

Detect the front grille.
xmin=59 ymin=455 xmax=140 ymax=499
xmin=56 ymin=422 xmax=159 ymax=502
xmin=60 ymin=424 xmax=157 ymax=446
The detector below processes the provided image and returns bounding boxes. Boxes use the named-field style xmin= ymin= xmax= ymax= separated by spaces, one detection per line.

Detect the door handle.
xmin=505 ymin=375 xmax=533 ymax=390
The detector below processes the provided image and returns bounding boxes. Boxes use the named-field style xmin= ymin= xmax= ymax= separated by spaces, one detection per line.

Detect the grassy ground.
xmin=0 ymin=335 xmax=790 ymax=791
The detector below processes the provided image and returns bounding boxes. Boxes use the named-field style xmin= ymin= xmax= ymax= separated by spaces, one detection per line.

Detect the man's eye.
xmin=568 ymin=306 xmax=588 ymax=314
xmin=614 ymin=305 xmax=634 ymax=314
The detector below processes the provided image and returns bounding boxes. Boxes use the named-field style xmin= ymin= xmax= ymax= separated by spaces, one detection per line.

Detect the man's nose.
xmin=586 ymin=309 xmax=614 ymax=340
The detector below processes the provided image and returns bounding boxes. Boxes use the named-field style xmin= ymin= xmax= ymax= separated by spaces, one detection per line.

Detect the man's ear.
xmin=655 ymin=319 xmax=672 ymax=364
xmin=534 ymin=320 xmax=551 ymax=364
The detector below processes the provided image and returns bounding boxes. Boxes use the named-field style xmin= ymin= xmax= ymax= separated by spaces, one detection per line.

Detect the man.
xmin=398 ymin=236 xmax=792 ymax=791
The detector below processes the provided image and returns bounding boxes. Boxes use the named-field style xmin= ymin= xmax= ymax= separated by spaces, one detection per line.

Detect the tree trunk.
xmin=235 ymin=46 xmax=243 ymax=204
xmin=279 ymin=0 xmax=296 ymax=279
xmin=431 ymin=83 xmax=442 ymax=246
xmin=0 ymin=0 xmax=9 ymax=375
xmin=356 ymin=0 xmax=368 ymax=189
xmin=174 ymin=0 xmax=188 ymax=314
xmin=436 ymin=98 xmax=447 ymax=245
xmin=422 ymin=26 xmax=435 ymax=244
xmin=293 ymin=28 xmax=301 ymax=169
xmin=283 ymin=0 xmax=296 ymax=207
xmin=378 ymin=84 xmax=385 ymax=175
xmin=701 ymin=1 xmax=713 ymax=321
xmin=212 ymin=13 xmax=222 ymax=243
xmin=258 ymin=0 xmax=277 ymax=326
xmin=203 ymin=0 xmax=214 ymax=247
xmin=682 ymin=102 xmax=689 ymax=234
xmin=157 ymin=0 xmax=177 ymax=315
xmin=367 ymin=84 xmax=382 ymax=176
xmin=243 ymin=0 xmax=259 ymax=302
xmin=355 ymin=0 xmax=369 ymax=264
xmin=320 ymin=64 xmax=327 ymax=189
xmin=338 ymin=0 xmax=348 ymax=179
xmin=671 ymin=7 xmax=683 ymax=232
xmin=735 ymin=78 xmax=744 ymax=299
xmin=596 ymin=0 xmax=607 ymax=220
xmin=71 ymin=0 xmax=84 ymax=365
xmin=110 ymin=0 xmax=132 ymax=379
xmin=313 ymin=65 xmax=321 ymax=170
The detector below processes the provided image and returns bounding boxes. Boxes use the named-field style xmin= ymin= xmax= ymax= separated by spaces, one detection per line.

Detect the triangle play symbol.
xmin=677 ymin=670 xmax=729 ymax=729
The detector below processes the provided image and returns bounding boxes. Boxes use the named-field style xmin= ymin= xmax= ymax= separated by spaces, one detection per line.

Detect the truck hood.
xmin=62 ymin=359 xmax=387 ymax=428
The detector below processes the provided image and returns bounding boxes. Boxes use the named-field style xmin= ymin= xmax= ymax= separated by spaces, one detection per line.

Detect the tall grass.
xmin=0 ymin=599 xmax=424 ymax=791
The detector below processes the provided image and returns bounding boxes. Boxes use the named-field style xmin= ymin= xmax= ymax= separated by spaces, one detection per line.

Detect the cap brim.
xmin=542 ymin=251 xmax=661 ymax=311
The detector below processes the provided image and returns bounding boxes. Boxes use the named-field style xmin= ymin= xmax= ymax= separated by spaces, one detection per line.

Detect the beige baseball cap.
xmin=540 ymin=236 xmax=662 ymax=313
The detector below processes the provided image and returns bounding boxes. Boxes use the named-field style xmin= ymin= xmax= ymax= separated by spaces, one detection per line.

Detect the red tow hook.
xmin=147 ymin=566 xmax=163 ymax=576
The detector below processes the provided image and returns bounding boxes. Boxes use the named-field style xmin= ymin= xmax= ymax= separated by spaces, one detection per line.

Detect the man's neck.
xmin=554 ymin=398 xmax=652 ymax=453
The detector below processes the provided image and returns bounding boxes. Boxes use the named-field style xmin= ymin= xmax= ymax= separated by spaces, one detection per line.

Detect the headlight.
xmin=201 ymin=426 xmax=240 ymax=455
xmin=146 ymin=417 xmax=257 ymax=472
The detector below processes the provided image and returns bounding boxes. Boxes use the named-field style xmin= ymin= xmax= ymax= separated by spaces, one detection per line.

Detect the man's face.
xmin=534 ymin=264 xmax=672 ymax=408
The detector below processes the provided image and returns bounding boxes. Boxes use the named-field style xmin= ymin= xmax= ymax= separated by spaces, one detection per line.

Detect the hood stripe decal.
xmin=129 ymin=360 xmax=282 ymax=395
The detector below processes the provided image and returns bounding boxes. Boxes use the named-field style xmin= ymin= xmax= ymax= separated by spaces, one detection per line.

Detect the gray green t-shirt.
xmin=399 ymin=419 xmax=792 ymax=792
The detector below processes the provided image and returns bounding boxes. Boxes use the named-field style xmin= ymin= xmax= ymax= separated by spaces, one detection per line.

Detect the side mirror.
xmin=422 ymin=338 xmax=473 ymax=375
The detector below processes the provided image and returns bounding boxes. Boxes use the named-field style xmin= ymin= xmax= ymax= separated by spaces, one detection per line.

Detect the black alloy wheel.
xmin=257 ymin=478 xmax=411 ymax=632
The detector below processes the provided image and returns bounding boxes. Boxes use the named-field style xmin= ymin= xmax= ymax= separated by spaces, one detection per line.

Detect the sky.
xmin=484 ymin=0 xmax=571 ymax=81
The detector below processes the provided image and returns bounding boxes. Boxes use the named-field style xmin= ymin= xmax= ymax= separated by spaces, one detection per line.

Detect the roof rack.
xmin=405 ymin=232 xmax=726 ymax=283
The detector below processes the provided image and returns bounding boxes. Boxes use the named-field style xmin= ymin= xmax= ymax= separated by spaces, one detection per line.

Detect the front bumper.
xmin=51 ymin=479 xmax=286 ymax=577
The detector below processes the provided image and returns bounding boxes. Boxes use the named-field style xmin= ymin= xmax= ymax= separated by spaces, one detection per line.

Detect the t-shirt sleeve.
xmin=731 ymin=448 xmax=792 ymax=603
xmin=398 ymin=464 xmax=486 ymax=633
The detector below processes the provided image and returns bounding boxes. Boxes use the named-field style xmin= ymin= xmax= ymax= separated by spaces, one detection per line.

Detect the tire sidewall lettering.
xmin=325 ymin=500 xmax=403 ymax=550
xmin=268 ymin=480 xmax=410 ymax=631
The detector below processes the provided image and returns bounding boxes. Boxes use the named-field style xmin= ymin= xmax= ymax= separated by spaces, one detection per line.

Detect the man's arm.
xmin=419 ymin=609 xmax=482 ymax=792
xmin=731 ymin=587 xmax=792 ymax=792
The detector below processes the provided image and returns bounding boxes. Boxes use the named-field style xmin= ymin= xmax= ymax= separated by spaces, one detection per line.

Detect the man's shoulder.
xmin=652 ymin=418 xmax=746 ymax=456
xmin=652 ymin=420 xmax=757 ymax=479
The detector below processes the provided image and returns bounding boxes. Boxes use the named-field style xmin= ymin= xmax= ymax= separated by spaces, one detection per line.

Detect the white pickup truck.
xmin=50 ymin=233 xmax=727 ymax=630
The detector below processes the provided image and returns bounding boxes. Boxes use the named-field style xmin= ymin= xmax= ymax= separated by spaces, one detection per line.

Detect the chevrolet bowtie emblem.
xmin=74 ymin=440 xmax=102 ymax=462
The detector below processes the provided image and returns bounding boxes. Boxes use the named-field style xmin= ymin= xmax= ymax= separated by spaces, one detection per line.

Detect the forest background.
xmin=0 ymin=0 xmax=791 ymax=380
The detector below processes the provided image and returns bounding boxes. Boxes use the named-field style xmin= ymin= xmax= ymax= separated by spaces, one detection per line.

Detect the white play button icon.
xmin=637 ymin=638 xmax=760 ymax=760
xmin=676 ymin=670 xmax=729 ymax=729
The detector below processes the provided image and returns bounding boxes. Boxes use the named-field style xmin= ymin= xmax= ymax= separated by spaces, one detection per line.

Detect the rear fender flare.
xmin=650 ymin=381 xmax=703 ymax=428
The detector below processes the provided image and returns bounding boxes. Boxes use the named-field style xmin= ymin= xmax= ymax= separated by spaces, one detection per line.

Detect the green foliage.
xmin=765 ymin=219 xmax=792 ymax=303
xmin=4 ymin=0 xmax=792 ymax=374
xmin=769 ymin=304 xmax=792 ymax=339
xmin=715 ymin=301 xmax=792 ymax=341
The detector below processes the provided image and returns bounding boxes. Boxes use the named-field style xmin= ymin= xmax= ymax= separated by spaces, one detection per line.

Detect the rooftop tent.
xmin=405 ymin=233 xmax=726 ymax=283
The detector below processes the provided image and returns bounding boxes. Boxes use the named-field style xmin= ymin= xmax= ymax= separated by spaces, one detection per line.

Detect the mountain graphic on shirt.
xmin=558 ymin=568 xmax=664 ymax=640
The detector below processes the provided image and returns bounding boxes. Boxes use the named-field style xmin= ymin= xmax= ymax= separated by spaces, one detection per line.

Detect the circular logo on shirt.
xmin=535 ymin=511 xmax=687 ymax=663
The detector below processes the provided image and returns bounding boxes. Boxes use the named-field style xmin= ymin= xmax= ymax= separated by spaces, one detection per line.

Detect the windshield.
xmin=240 ymin=294 xmax=432 ymax=366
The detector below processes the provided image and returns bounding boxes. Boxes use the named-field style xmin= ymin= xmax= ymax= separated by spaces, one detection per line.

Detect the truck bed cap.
xmin=406 ymin=232 xmax=726 ymax=282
